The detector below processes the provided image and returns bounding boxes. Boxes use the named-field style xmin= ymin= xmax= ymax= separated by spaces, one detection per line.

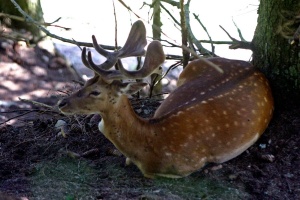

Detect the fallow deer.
xmin=58 ymin=20 xmax=274 ymax=178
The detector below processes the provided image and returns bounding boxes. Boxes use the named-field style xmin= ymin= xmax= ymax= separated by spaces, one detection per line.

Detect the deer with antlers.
xmin=58 ymin=20 xmax=274 ymax=178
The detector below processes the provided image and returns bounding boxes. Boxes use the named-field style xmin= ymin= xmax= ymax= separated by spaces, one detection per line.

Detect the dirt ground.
xmin=0 ymin=38 xmax=299 ymax=200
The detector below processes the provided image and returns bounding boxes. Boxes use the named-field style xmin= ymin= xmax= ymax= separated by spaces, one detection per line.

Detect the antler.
xmin=85 ymin=20 xmax=147 ymax=71
xmin=116 ymin=41 xmax=165 ymax=79
xmin=82 ymin=20 xmax=165 ymax=81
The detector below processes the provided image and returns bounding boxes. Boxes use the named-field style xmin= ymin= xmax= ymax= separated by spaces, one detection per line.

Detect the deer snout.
xmin=58 ymin=98 xmax=73 ymax=114
xmin=58 ymin=98 xmax=68 ymax=109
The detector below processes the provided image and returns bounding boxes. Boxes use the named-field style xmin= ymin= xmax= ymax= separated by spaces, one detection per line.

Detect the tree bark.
xmin=252 ymin=0 xmax=300 ymax=104
xmin=0 ymin=0 xmax=44 ymax=39
xmin=152 ymin=0 xmax=162 ymax=40
xmin=151 ymin=0 xmax=163 ymax=96
xmin=180 ymin=0 xmax=189 ymax=68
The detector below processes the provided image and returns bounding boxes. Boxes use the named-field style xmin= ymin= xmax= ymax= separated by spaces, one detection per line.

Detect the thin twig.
xmin=193 ymin=13 xmax=215 ymax=55
xmin=154 ymin=60 xmax=182 ymax=86
xmin=158 ymin=38 xmax=181 ymax=48
xmin=160 ymin=3 xmax=180 ymax=26
xmin=112 ymin=0 xmax=118 ymax=49
xmin=199 ymin=40 xmax=233 ymax=45
xmin=0 ymin=109 xmax=57 ymax=126
xmin=0 ymin=109 xmax=40 ymax=114
xmin=117 ymin=0 xmax=141 ymax=18
xmin=161 ymin=0 xmax=180 ymax=8
xmin=0 ymin=110 xmax=33 ymax=126
xmin=185 ymin=5 xmax=212 ymax=56
xmin=232 ymin=18 xmax=246 ymax=41
xmin=181 ymin=45 xmax=223 ymax=73
xmin=18 ymin=97 xmax=54 ymax=110
xmin=219 ymin=25 xmax=252 ymax=50
xmin=219 ymin=25 xmax=238 ymax=42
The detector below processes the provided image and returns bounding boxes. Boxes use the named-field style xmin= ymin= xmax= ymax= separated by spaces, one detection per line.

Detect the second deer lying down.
xmin=58 ymin=20 xmax=274 ymax=178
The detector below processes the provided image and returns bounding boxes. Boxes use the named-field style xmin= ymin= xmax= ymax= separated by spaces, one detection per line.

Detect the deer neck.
xmin=98 ymin=94 xmax=148 ymax=155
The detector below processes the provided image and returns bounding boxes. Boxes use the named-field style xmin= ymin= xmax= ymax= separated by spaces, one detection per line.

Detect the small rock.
xmin=55 ymin=120 xmax=69 ymax=137
xmin=284 ymin=173 xmax=294 ymax=178
xmin=135 ymin=108 xmax=142 ymax=114
xmin=143 ymin=109 xmax=150 ymax=115
xmin=228 ymin=174 xmax=238 ymax=180
xmin=260 ymin=154 xmax=275 ymax=162
xmin=107 ymin=148 xmax=122 ymax=157
xmin=54 ymin=119 xmax=67 ymax=129
xmin=259 ymin=143 xmax=266 ymax=149
xmin=210 ymin=164 xmax=223 ymax=171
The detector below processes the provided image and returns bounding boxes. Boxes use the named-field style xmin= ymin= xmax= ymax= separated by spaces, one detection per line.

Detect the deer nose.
xmin=58 ymin=99 xmax=68 ymax=108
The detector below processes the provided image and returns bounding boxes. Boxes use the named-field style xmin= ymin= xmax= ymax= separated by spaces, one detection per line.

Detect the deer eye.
xmin=89 ymin=91 xmax=101 ymax=96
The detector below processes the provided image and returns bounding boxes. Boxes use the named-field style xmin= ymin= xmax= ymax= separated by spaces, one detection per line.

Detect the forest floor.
xmin=0 ymin=38 xmax=299 ymax=200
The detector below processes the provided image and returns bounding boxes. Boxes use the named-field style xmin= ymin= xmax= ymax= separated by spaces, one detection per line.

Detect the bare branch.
xmin=117 ymin=0 xmax=141 ymax=18
xmin=193 ymin=13 xmax=215 ymax=55
xmin=154 ymin=60 xmax=182 ymax=86
xmin=18 ymin=97 xmax=56 ymax=110
xmin=219 ymin=25 xmax=252 ymax=50
xmin=112 ymin=0 xmax=118 ymax=49
xmin=0 ymin=110 xmax=33 ymax=126
xmin=161 ymin=0 xmax=180 ymax=8
xmin=232 ymin=18 xmax=246 ymax=41
xmin=160 ymin=3 xmax=180 ymax=26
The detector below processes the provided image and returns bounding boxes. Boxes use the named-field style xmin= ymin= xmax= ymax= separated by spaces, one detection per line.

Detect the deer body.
xmin=58 ymin=21 xmax=274 ymax=178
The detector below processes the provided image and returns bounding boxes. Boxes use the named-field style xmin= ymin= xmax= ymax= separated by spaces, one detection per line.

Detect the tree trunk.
xmin=0 ymin=0 xmax=44 ymax=39
xmin=151 ymin=0 xmax=163 ymax=96
xmin=252 ymin=0 xmax=300 ymax=104
xmin=152 ymin=0 xmax=162 ymax=40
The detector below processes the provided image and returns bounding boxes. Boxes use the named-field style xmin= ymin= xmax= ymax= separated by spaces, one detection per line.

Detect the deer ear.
xmin=120 ymin=82 xmax=148 ymax=95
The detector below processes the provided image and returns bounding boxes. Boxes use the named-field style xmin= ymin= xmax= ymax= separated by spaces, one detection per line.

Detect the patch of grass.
xmin=30 ymin=157 xmax=101 ymax=200
xmin=151 ymin=176 xmax=249 ymax=199
xmin=28 ymin=156 xmax=249 ymax=199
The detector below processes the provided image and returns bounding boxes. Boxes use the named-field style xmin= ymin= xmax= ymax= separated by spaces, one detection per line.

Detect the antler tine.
xmin=81 ymin=47 xmax=108 ymax=75
xmin=117 ymin=20 xmax=147 ymax=58
xmin=114 ymin=41 xmax=165 ymax=79
xmin=91 ymin=35 xmax=110 ymax=57
xmin=86 ymin=50 xmax=123 ymax=81
xmin=81 ymin=47 xmax=92 ymax=69
xmin=91 ymin=35 xmax=119 ymax=70
xmin=88 ymin=20 xmax=147 ymax=71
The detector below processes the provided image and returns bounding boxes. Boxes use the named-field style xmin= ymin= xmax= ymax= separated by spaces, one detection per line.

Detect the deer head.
xmin=58 ymin=20 xmax=274 ymax=178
